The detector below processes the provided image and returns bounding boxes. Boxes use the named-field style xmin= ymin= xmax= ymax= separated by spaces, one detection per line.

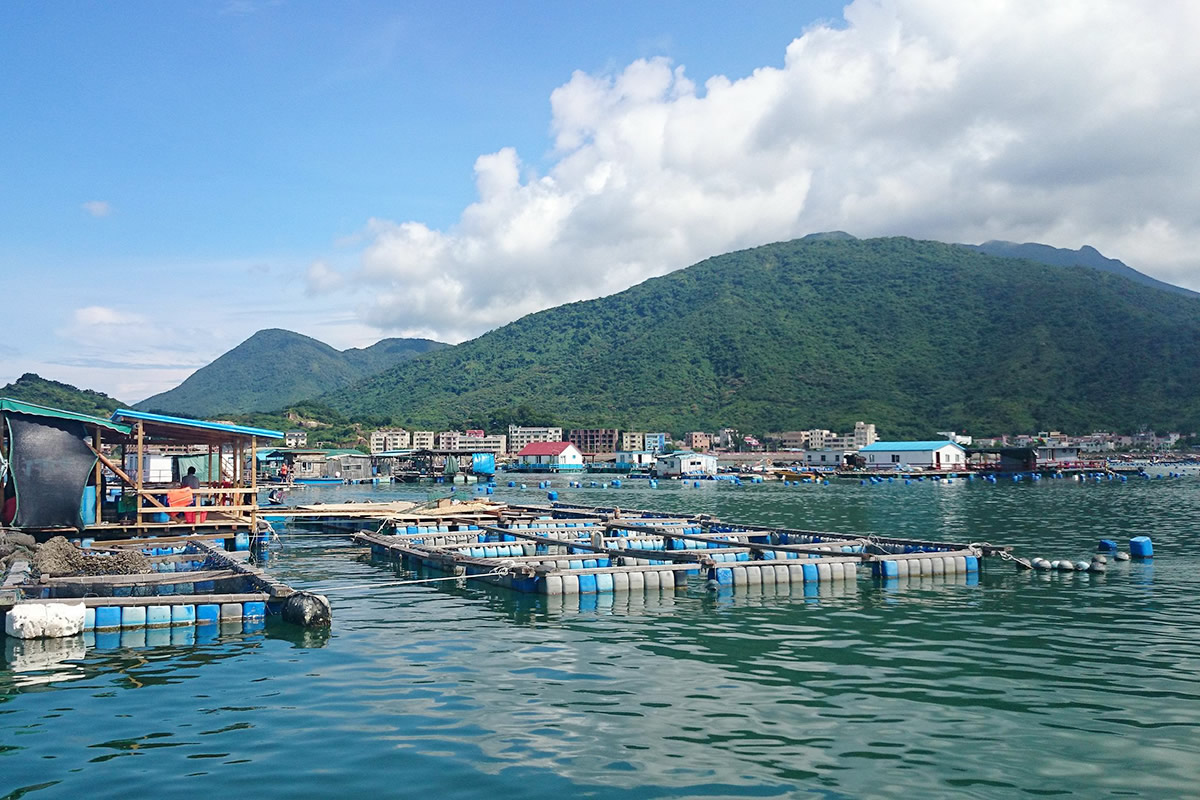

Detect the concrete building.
xmin=684 ymin=431 xmax=712 ymax=452
xmin=507 ymin=426 xmax=563 ymax=453
xmin=853 ymin=421 xmax=878 ymax=448
xmin=802 ymin=449 xmax=851 ymax=467
xmin=615 ymin=450 xmax=658 ymax=468
xmin=436 ymin=431 xmax=461 ymax=450
xmin=644 ymin=433 xmax=668 ymax=453
xmin=369 ymin=429 xmax=410 ymax=454
xmin=569 ymin=428 xmax=620 ymax=454
xmin=655 ymin=451 xmax=718 ymax=477
xmin=516 ymin=441 xmax=585 ymax=472
xmin=858 ymin=441 xmax=967 ymax=470
xmin=461 ymin=433 xmax=507 ymax=454
xmin=620 ymin=431 xmax=646 ymax=451
xmin=284 ymin=430 xmax=308 ymax=448
xmin=411 ymin=431 xmax=435 ymax=450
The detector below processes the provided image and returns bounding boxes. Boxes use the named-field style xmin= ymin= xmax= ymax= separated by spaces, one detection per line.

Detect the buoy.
xmin=1089 ymin=559 xmax=1107 ymax=573
xmin=1098 ymin=539 xmax=1117 ymax=553
xmin=1114 ymin=551 xmax=1131 ymax=561
xmin=1057 ymin=560 xmax=1076 ymax=572
xmin=1032 ymin=558 xmax=1052 ymax=571
xmin=1129 ymin=536 xmax=1153 ymax=558
xmin=1073 ymin=560 xmax=1091 ymax=572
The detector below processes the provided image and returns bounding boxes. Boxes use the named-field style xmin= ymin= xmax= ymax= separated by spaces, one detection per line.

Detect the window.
xmin=891 ymin=454 xmax=900 ymax=463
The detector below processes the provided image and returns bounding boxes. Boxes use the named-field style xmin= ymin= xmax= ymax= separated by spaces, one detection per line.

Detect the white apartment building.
xmin=411 ymin=431 xmax=435 ymax=450
xmin=507 ymin=425 xmax=563 ymax=453
xmin=369 ymin=428 xmax=411 ymax=454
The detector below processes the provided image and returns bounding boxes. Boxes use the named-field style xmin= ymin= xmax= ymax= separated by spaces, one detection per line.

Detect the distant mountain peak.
xmin=801 ymin=231 xmax=858 ymax=242
xmin=964 ymin=240 xmax=1197 ymax=299
xmin=134 ymin=328 xmax=448 ymax=416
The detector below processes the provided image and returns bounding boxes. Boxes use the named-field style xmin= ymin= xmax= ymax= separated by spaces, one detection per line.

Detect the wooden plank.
xmin=4 ymin=592 xmax=269 ymax=609
xmin=28 ymin=569 xmax=241 ymax=587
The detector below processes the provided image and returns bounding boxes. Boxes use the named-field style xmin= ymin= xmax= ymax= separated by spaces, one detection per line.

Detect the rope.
xmin=318 ymin=565 xmax=512 ymax=593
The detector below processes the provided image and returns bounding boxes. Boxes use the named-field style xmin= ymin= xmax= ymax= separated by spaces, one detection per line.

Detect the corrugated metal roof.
xmin=859 ymin=441 xmax=966 ymax=452
xmin=0 ymin=397 xmax=132 ymax=435
xmin=111 ymin=408 xmax=283 ymax=440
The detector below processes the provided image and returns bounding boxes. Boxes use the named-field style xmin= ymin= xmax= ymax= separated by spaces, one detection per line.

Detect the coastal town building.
xmin=615 ymin=450 xmax=658 ymax=468
xmin=859 ymin=441 xmax=967 ymax=470
xmin=369 ymin=429 xmax=410 ymax=454
xmin=852 ymin=421 xmax=878 ymax=448
xmin=569 ymin=428 xmax=620 ymax=454
xmin=684 ymin=431 xmax=712 ymax=451
xmin=655 ymin=451 xmax=718 ymax=477
xmin=802 ymin=449 xmax=852 ymax=467
xmin=284 ymin=430 xmax=308 ymax=448
xmin=515 ymin=441 xmax=584 ymax=471
xmin=410 ymin=431 xmax=435 ymax=450
xmin=507 ymin=426 xmax=563 ymax=453
xmin=644 ymin=433 xmax=668 ymax=453
xmin=620 ymin=431 xmax=646 ymax=451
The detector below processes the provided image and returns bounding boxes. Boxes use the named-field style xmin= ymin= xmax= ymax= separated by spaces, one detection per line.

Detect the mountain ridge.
xmin=134 ymin=328 xmax=447 ymax=416
xmin=318 ymin=235 xmax=1200 ymax=436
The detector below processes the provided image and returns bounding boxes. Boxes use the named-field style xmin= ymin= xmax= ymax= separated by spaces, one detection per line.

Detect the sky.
xmin=3 ymin=1 xmax=1199 ymax=403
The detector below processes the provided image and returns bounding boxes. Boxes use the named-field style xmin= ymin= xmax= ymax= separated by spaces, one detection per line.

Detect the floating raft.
xmin=352 ymin=502 xmax=1004 ymax=596
xmin=1 ymin=535 xmax=314 ymax=639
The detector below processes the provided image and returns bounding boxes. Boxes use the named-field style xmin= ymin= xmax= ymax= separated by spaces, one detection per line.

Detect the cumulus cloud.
xmin=317 ymin=0 xmax=1200 ymax=341
xmin=81 ymin=200 xmax=112 ymax=218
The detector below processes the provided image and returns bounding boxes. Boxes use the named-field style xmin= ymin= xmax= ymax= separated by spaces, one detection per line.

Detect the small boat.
xmin=292 ymin=477 xmax=345 ymax=485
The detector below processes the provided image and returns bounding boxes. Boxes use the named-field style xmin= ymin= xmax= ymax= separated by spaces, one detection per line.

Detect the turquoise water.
xmin=4 ymin=477 xmax=1200 ymax=798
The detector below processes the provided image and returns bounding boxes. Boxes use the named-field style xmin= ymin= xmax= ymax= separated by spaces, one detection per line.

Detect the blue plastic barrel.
xmin=1129 ymin=536 xmax=1153 ymax=558
xmin=196 ymin=604 xmax=220 ymax=625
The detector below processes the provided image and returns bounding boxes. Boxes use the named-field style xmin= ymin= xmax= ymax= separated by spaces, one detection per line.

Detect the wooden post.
xmin=250 ymin=435 xmax=257 ymax=535
xmin=93 ymin=427 xmax=102 ymax=526
xmin=136 ymin=420 xmax=144 ymax=533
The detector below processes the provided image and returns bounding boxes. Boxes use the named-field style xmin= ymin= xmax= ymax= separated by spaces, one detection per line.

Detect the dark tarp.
xmin=5 ymin=413 xmax=97 ymax=531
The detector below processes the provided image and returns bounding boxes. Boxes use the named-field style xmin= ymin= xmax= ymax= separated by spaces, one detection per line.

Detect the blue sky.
xmin=3 ymin=1 xmax=1198 ymax=401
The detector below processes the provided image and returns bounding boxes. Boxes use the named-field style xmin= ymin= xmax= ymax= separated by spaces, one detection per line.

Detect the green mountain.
xmin=321 ymin=236 xmax=1200 ymax=436
xmin=135 ymin=328 xmax=446 ymax=416
xmin=1 ymin=373 xmax=126 ymax=418
xmin=964 ymin=240 xmax=1199 ymax=299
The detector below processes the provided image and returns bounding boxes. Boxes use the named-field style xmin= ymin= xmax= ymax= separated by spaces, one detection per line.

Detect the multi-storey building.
xmin=507 ymin=426 xmax=564 ymax=453
xmin=411 ymin=431 xmax=436 ymax=450
xmin=684 ymin=431 xmax=712 ymax=452
xmin=569 ymin=428 xmax=621 ymax=454
xmin=369 ymin=429 xmax=410 ymax=454
xmin=644 ymin=433 xmax=669 ymax=453
xmin=285 ymin=430 xmax=308 ymax=448
xmin=853 ymin=421 xmax=877 ymax=448
xmin=620 ymin=431 xmax=645 ymax=451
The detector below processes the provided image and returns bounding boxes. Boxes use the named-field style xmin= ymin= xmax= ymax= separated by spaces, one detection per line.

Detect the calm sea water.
xmin=3 ymin=477 xmax=1200 ymax=799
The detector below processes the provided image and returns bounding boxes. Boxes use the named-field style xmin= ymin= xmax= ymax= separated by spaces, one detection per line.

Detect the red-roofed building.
xmin=516 ymin=441 xmax=585 ymax=472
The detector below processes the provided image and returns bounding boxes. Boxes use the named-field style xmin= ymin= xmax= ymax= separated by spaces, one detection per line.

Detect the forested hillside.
xmin=321 ymin=236 xmax=1200 ymax=436
xmin=0 ymin=374 xmax=125 ymax=418
xmin=135 ymin=328 xmax=446 ymax=416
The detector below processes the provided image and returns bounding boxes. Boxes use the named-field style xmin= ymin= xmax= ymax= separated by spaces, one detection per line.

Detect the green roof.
xmin=0 ymin=397 xmax=133 ymax=436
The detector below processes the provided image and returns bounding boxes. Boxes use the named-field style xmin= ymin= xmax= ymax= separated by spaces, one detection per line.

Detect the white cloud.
xmin=71 ymin=306 xmax=145 ymax=327
xmin=81 ymin=200 xmax=112 ymax=218
xmin=314 ymin=0 xmax=1200 ymax=341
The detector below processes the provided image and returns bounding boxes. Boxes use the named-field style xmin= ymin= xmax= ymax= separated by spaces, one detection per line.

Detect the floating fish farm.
xmin=354 ymin=502 xmax=1012 ymax=597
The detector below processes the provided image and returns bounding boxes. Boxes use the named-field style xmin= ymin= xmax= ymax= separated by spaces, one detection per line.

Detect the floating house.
xmin=858 ymin=440 xmax=967 ymax=471
xmin=515 ymin=442 xmax=585 ymax=472
xmin=0 ymin=398 xmax=281 ymax=539
xmin=654 ymin=451 xmax=718 ymax=477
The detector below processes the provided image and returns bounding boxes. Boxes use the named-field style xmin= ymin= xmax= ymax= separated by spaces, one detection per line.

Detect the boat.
xmin=292 ymin=477 xmax=345 ymax=485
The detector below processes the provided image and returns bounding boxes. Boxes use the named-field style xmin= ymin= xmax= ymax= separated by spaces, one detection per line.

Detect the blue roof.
xmin=111 ymin=409 xmax=283 ymax=440
xmin=859 ymin=440 xmax=965 ymax=452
